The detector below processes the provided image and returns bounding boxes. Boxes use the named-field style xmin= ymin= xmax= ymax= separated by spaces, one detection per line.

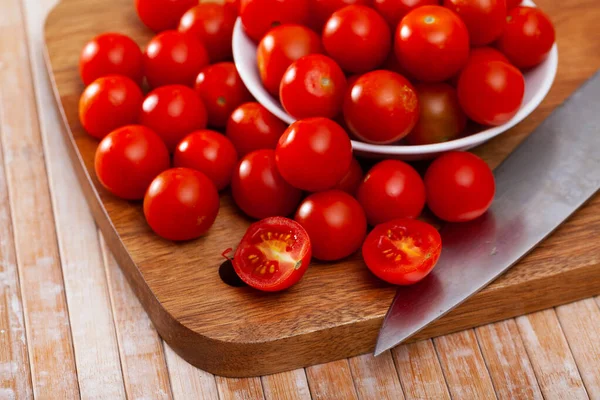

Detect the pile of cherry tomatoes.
xmin=77 ymin=0 xmax=555 ymax=292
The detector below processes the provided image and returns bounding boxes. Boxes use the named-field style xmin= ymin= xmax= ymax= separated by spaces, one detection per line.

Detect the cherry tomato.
xmin=144 ymin=30 xmax=209 ymax=88
xmin=295 ymin=190 xmax=367 ymax=261
xmin=79 ymin=33 xmax=143 ymax=86
xmin=173 ymin=130 xmax=238 ymax=190
xmin=343 ymin=70 xmax=419 ymax=144
xmin=443 ymin=0 xmax=506 ymax=46
xmin=333 ymin=157 xmax=363 ymax=195
xmin=139 ymin=85 xmax=208 ymax=151
xmin=363 ymin=218 xmax=442 ymax=285
xmin=357 ymin=160 xmax=426 ymax=225
xmin=457 ymin=60 xmax=524 ymax=126
xmin=194 ymin=62 xmax=252 ymax=128
xmin=257 ymin=24 xmax=323 ymax=97
xmin=323 ymin=5 xmax=391 ymax=74
xmin=135 ymin=0 xmax=197 ymax=32
xmin=226 ymin=102 xmax=287 ymax=156
xmin=450 ymin=46 xmax=510 ymax=85
xmin=178 ymin=4 xmax=237 ymax=63
xmin=232 ymin=149 xmax=302 ymax=219
xmin=95 ymin=125 xmax=170 ymax=200
xmin=240 ymin=0 xmax=310 ymax=43
xmin=374 ymin=0 xmax=439 ymax=29
xmin=233 ymin=217 xmax=311 ymax=291
xmin=309 ymin=0 xmax=372 ymax=31
xmin=144 ymin=168 xmax=220 ymax=241
xmin=79 ymin=76 xmax=143 ymax=140
xmin=497 ymin=6 xmax=555 ymax=69
xmin=405 ymin=83 xmax=466 ymax=145
xmin=506 ymin=0 xmax=520 ymax=10
xmin=425 ymin=151 xmax=495 ymax=222
xmin=276 ymin=118 xmax=352 ymax=192
xmin=395 ymin=5 xmax=470 ymax=82
xmin=280 ymin=54 xmax=347 ymax=119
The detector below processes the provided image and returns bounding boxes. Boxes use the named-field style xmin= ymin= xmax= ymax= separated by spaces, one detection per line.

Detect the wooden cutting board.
xmin=44 ymin=0 xmax=600 ymax=377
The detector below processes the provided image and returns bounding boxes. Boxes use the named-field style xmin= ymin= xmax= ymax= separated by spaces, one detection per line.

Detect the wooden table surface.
xmin=1 ymin=0 xmax=599 ymax=398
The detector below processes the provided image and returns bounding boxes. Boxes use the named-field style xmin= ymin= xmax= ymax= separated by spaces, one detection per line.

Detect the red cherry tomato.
xmin=256 ymin=24 xmax=323 ymax=97
xmin=443 ymin=0 xmax=507 ymax=46
xmin=295 ymin=190 xmax=367 ymax=261
xmin=240 ymin=0 xmax=310 ymax=42
xmin=425 ymin=151 xmax=495 ymax=222
xmin=233 ymin=217 xmax=312 ymax=292
xmin=79 ymin=76 xmax=143 ymax=140
xmin=357 ymin=160 xmax=426 ymax=226
xmin=309 ymin=0 xmax=372 ymax=31
xmin=95 ymin=125 xmax=170 ymax=200
xmin=374 ymin=0 xmax=438 ymax=29
xmin=144 ymin=168 xmax=220 ymax=241
xmin=276 ymin=118 xmax=352 ymax=192
xmin=323 ymin=5 xmax=391 ymax=74
xmin=226 ymin=102 xmax=287 ymax=156
xmin=395 ymin=5 xmax=470 ymax=82
xmin=363 ymin=218 xmax=442 ymax=285
xmin=506 ymin=0 xmax=520 ymax=10
xmin=450 ymin=46 xmax=510 ymax=85
xmin=405 ymin=83 xmax=466 ymax=145
xmin=173 ymin=130 xmax=239 ymax=191
xmin=280 ymin=54 xmax=347 ymax=119
xmin=79 ymin=33 xmax=143 ymax=86
xmin=194 ymin=62 xmax=252 ymax=128
xmin=333 ymin=157 xmax=363 ymax=195
xmin=225 ymin=0 xmax=241 ymax=14
xmin=232 ymin=149 xmax=302 ymax=219
xmin=135 ymin=0 xmax=197 ymax=32
xmin=497 ymin=6 xmax=555 ymax=69
xmin=178 ymin=4 xmax=237 ymax=63
xmin=343 ymin=70 xmax=419 ymax=144
xmin=140 ymin=85 xmax=208 ymax=151
xmin=143 ymin=30 xmax=209 ymax=88
xmin=457 ymin=60 xmax=524 ymax=126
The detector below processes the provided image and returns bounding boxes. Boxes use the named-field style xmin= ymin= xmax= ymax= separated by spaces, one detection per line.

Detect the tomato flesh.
xmin=362 ymin=218 xmax=442 ymax=285
xmin=234 ymin=217 xmax=312 ymax=292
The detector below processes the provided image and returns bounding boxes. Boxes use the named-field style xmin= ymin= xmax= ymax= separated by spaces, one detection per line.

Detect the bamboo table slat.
xmin=0 ymin=0 xmax=598 ymax=398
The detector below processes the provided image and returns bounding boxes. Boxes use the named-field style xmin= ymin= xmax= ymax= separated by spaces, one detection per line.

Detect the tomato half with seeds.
xmin=362 ymin=218 xmax=442 ymax=285
xmin=233 ymin=217 xmax=312 ymax=292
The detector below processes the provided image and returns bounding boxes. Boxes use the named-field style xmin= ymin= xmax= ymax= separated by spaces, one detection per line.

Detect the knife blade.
xmin=374 ymin=71 xmax=600 ymax=356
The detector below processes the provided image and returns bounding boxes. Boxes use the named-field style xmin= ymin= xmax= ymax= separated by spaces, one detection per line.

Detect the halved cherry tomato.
xmin=226 ymin=102 xmax=287 ymax=156
xmin=257 ymin=24 xmax=323 ymax=97
xmin=135 ymin=0 xmax=197 ymax=32
xmin=241 ymin=0 xmax=310 ymax=42
xmin=144 ymin=168 xmax=220 ymax=241
xmin=363 ymin=218 xmax=442 ymax=285
xmin=295 ymin=190 xmax=367 ymax=261
xmin=276 ymin=117 xmax=352 ymax=192
xmin=357 ymin=160 xmax=426 ymax=226
xmin=194 ymin=62 xmax=252 ymax=128
xmin=395 ymin=5 xmax=470 ymax=82
xmin=323 ymin=5 xmax=391 ymax=74
xmin=79 ymin=33 xmax=143 ymax=86
xmin=443 ymin=0 xmax=507 ymax=46
xmin=233 ymin=216 xmax=312 ymax=292
xmin=173 ymin=130 xmax=238 ymax=190
xmin=497 ymin=6 xmax=555 ymax=69
xmin=374 ymin=0 xmax=439 ymax=29
xmin=280 ymin=54 xmax=347 ymax=119
xmin=425 ymin=151 xmax=495 ymax=222
xmin=95 ymin=125 xmax=170 ymax=200
xmin=333 ymin=157 xmax=363 ymax=195
xmin=309 ymin=0 xmax=371 ymax=31
xmin=143 ymin=30 xmax=209 ymax=88
xmin=140 ymin=85 xmax=207 ymax=151
xmin=232 ymin=149 xmax=302 ymax=219
xmin=79 ymin=76 xmax=143 ymax=140
xmin=178 ymin=3 xmax=237 ymax=62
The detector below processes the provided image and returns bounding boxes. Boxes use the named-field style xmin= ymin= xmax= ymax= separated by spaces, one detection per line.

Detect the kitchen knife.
xmin=374 ymin=71 xmax=600 ymax=356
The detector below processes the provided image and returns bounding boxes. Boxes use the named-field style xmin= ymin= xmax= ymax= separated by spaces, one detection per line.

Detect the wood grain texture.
xmin=306 ymin=360 xmax=358 ymax=400
xmin=262 ymin=370 xmax=311 ymax=400
xmin=43 ymin=0 xmax=600 ymax=376
xmin=216 ymin=376 xmax=265 ymax=400
xmin=392 ymin=341 xmax=450 ymax=400
xmin=516 ymin=310 xmax=588 ymax=399
xmin=348 ymin=353 xmax=404 ymax=400
xmin=163 ymin=343 xmax=219 ymax=400
xmin=476 ymin=320 xmax=542 ymax=399
xmin=434 ymin=331 xmax=497 ymax=399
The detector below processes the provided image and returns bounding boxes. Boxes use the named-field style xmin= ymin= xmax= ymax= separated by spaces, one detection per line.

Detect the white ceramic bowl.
xmin=232 ymin=0 xmax=558 ymax=160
